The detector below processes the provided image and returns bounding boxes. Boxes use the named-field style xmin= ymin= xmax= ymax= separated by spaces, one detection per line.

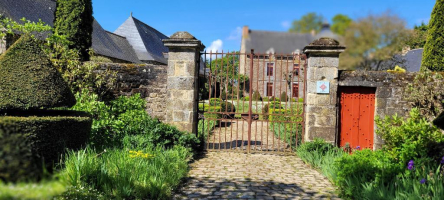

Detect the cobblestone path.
xmin=174 ymin=152 xmax=340 ymax=200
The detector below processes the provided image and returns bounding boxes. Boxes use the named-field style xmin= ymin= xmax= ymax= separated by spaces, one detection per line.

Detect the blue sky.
xmin=92 ymin=0 xmax=435 ymax=51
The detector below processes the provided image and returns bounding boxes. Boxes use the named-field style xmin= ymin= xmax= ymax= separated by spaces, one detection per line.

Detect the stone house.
xmin=240 ymin=23 xmax=340 ymax=99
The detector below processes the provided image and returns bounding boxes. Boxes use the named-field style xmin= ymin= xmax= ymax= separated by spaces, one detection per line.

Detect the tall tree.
xmin=340 ymin=13 xmax=408 ymax=70
xmin=289 ymin=13 xmax=323 ymax=34
xmin=54 ymin=0 xmax=93 ymax=61
xmin=421 ymin=0 xmax=444 ymax=71
xmin=403 ymin=23 xmax=428 ymax=50
xmin=331 ymin=14 xmax=352 ymax=36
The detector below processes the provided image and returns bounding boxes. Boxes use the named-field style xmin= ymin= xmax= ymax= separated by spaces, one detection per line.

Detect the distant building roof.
xmin=114 ymin=16 xmax=169 ymax=64
xmin=241 ymin=24 xmax=340 ymax=54
xmin=0 ymin=0 xmax=144 ymax=64
xmin=373 ymin=48 xmax=423 ymax=71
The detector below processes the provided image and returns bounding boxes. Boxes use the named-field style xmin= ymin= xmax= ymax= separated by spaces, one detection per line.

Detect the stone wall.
xmin=99 ymin=63 xmax=168 ymax=121
xmin=338 ymin=71 xmax=416 ymax=148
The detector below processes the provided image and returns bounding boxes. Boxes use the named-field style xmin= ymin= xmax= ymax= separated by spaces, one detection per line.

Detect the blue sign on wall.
xmin=317 ymin=81 xmax=330 ymax=94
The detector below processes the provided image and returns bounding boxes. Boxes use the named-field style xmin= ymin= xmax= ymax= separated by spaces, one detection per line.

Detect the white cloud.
xmin=281 ymin=21 xmax=291 ymax=29
xmin=206 ymin=39 xmax=223 ymax=53
xmin=227 ymin=27 xmax=242 ymax=41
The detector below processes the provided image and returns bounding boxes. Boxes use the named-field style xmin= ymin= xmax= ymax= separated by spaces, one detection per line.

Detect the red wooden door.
xmin=339 ymin=87 xmax=376 ymax=150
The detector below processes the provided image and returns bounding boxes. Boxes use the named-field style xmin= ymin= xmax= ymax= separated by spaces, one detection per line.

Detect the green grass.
xmin=0 ymin=180 xmax=67 ymax=200
xmin=59 ymin=145 xmax=191 ymax=200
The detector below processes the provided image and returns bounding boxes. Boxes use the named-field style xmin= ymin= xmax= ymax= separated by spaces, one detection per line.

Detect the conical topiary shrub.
xmin=0 ymin=35 xmax=91 ymax=183
xmin=0 ymin=34 xmax=75 ymax=110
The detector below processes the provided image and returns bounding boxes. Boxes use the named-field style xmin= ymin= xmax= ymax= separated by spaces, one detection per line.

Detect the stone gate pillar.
xmin=163 ymin=32 xmax=205 ymax=134
xmin=303 ymin=38 xmax=345 ymax=144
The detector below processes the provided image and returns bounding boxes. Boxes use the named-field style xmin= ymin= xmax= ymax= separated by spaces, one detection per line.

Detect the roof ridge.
xmin=250 ymin=29 xmax=312 ymax=36
xmin=131 ymin=16 xmax=168 ymax=38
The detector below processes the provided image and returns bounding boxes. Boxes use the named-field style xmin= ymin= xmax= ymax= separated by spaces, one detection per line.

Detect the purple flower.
xmin=420 ymin=178 xmax=426 ymax=184
xmin=355 ymin=146 xmax=361 ymax=150
xmin=408 ymin=160 xmax=414 ymax=170
xmin=441 ymin=156 xmax=444 ymax=164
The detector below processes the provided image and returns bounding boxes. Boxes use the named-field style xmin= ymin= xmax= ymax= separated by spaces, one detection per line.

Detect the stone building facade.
xmin=240 ymin=54 xmax=306 ymax=99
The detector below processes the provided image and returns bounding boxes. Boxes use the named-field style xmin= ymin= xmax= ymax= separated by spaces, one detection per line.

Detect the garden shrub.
xmin=220 ymin=101 xmax=236 ymax=118
xmin=71 ymin=90 xmax=200 ymax=151
xmin=242 ymin=96 xmax=250 ymax=101
xmin=280 ymin=91 xmax=288 ymax=102
xmin=0 ymin=114 xmax=91 ymax=182
xmin=376 ymin=108 xmax=444 ymax=165
xmin=204 ymin=106 xmax=222 ymax=120
xmin=209 ymin=98 xmax=222 ymax=106
xmin=252 ymin=91 xmax=262 ymax=101
xmin=269 ymin=106 xmax=303 ymax=148
xmin=198 ymin=104 xmax=209 ymax=112
xmin=0 ymin=34 xmax=75 ymax=110
xmin=262 ymin=104 xmax=270 ymax=120
xmin=334 ymin=149 xmax=402 ymax=199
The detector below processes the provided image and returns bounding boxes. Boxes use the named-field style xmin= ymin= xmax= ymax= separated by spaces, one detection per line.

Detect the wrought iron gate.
xmin=198 ymin=50 xmax=306 ymax=153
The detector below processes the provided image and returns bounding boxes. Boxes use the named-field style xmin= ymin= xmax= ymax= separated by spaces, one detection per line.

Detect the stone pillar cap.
xmin=303 ymin=37 xmax=346 ymax=54
xmin=163 ymin=31 xmax=205 ymax=50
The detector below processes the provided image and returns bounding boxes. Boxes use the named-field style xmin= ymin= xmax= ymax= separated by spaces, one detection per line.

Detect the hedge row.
xmin=0 ymin=114 xmax=91 ymax=182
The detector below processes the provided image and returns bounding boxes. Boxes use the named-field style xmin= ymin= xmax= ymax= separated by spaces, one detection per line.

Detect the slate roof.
xmin=243 ymin=24 xmax=340 ymax=54
xmin=373 ymin=49 xmax=423 ymax=71
xmin=114 ymin=16 xmax=169 ymax=64
xmin=0 ymin=0 xmax=141 ymax=63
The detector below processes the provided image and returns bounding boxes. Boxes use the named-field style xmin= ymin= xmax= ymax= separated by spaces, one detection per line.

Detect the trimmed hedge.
xmin=0 ymin=34 xmax=75 ymax=110
xmin=0 ymin=113 xmax=91 ymax=182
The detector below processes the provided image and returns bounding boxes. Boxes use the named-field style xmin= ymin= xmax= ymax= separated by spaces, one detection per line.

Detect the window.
xmin=267 ymin=83 xmax=273 ymax=97
xmin=267 ymin=63 xmax=274 ymax=76
xmin=293 ymin=64 xmax=299 ymax=76
xmin=292 ymin=83 xmax=299 ymax=98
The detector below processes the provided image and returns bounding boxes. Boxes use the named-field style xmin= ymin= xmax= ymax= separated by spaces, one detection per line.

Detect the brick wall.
xmin=99 ymin=63 xmax=168 ymax=121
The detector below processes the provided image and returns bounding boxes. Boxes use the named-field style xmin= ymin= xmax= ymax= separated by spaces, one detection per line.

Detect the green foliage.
xmin=280 ymin=91 xmax=288 ymax=102
xmin=421 ymin=0 xmax=444 ymax=71
xmin=71 ymin=90 xmax=199 ymax=151
xmin=252 ymin=91 xmax=262 ymax=101
xmin=54 ymin=0 xmax=93 ymax=61
xmin=296 ymin=139 xmax=346 ymax=182
xmin=198 ymin=103 xmax=209 ymax=112
xmin=331 ymin=14 xmax=353 ymax=36
xmin=289 ymin=12 xmax=323 ymax=34
xmin=298 ymin=98 xmax=304 ymax=103
xmin=0 ymin=180 xmax=68 ymax=200
xmin=403 ymin=22 xmax=429 ymax=49
xmin=204 ymin=106 xmax=222 ymax=120
xmin=405 ymin=71 xmax=444 ymax=120
xmin=0 ymin=114 xmax=91 ymax=182
xmin=375 ymin=108 xmax=444 ymax=165
xmin=269 ymin=105 xmax=303 ymax=148
xmin=59 ymin=146 xmax=191 ymax=199
xmin=242 ymin=96 xmax=249 ymax=101
xmin=0 ymin=34 xmax=75 ymax=110
xmin=340 ymin=13 xmax=408 ymax=70
xmin=209 ymin=98 xmax=222 ymax=106
xmin=198 ymin=120 xmax=217 ymax=142
xmin=0 ymin=17 xmax=116 ymax=99
xmin=334 ymin=149 xmax=402 ymax=199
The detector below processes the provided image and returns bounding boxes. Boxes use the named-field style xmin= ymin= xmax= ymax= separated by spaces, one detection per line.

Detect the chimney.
xmin=242 ymin=26 xmax=249 ymax=39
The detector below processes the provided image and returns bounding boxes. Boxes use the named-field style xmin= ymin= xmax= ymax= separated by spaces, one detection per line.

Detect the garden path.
xmin=174 ymin=152 xmax=340 ymax=200
xmin=205 ymin=120 xmax=292 ymax=152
